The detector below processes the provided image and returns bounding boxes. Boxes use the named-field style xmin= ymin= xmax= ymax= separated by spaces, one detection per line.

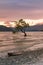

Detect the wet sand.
xmin=0 ymin=48 xmax=43 ymax=65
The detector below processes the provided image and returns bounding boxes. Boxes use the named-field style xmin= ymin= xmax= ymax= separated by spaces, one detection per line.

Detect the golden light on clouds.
xmin=24 ymin=19 xmax=43 ymax=26
xmin=10 ymin=22 xmax=16 ymax=27
xmin=0 ymin=19 xmax=43 ymax=27
xmin=0 ymin=21 xmax=5 ymax=25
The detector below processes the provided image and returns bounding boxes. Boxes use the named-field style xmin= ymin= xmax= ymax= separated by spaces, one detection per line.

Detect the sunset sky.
xmin=0 ymin=0 xmax=43 ymax=26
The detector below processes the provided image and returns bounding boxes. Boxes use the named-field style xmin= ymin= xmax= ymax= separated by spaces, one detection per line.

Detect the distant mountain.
xmin=12 ymin=24 xmax=43 ymax=31
xmin=0 ymin=25 xmax=12 ymax=31
xmin=26 ymin=24 xmax=43 ymax=31
xmin=0 ymin=24 xmax=43 ymax=32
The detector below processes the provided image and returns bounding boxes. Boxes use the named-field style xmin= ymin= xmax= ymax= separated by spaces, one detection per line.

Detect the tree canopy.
xmin=12 ymin=19 xmax=29 ymax=36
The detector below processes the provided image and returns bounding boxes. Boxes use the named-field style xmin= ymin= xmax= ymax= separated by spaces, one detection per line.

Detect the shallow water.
xmin=0 ymin=32 xmax=43 ymax=65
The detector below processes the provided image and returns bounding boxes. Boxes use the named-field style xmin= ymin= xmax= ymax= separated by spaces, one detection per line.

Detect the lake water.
xmin=0 ymin=32 xmax=43 ymax=65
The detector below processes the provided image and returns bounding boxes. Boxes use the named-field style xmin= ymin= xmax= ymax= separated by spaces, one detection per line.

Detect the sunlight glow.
xmin=0 ymin=21 xmax=5 ymax=25
xmin=24 ymin=19 xmax=43 ymax=26
xmin=10 ymin=22 xmax=16 ymax=27
xmin=0 ymin=19 xmax=43 ymax=27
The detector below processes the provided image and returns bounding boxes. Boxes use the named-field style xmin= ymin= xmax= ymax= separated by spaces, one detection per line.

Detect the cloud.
xmin=0 ymin=0 xmax=43 ymax=20
xmin=0 ymin=0 xmax=43 ymax=10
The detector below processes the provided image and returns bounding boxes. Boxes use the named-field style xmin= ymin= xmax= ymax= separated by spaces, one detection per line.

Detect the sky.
xmin=0 ymin=0 xmax=43 ymax=21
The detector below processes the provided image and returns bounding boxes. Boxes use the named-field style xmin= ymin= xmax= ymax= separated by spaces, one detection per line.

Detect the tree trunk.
xmin=20 ymin=29 xmax=27 ymax=37
xmin=24 ymin=32 xmax=27 ymax=37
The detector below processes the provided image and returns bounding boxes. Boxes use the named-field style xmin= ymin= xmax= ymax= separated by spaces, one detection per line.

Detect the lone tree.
xmin=12 ymin=19 xmax=29 ymax=36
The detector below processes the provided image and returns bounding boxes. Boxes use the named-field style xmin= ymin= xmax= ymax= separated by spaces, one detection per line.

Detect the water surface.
xmin=0 ymin=32 xmax=43 ymax=65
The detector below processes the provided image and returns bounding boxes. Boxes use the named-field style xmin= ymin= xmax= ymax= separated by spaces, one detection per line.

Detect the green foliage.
xmin=12 ymin=19 xmax=29 ymax=34
xmin=16 ymin=19 xmax=29 ymax=28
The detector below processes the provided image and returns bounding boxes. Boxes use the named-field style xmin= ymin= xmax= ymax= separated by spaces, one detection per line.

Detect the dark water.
xmin=0 ymin=32 xmax=43 ymax=65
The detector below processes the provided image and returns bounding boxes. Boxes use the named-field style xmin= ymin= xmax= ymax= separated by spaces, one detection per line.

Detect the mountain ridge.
xmin=0 ymin=24 xmax=43 ymax=31
xmin=0 ymin=25 xmax=12 ymax=31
